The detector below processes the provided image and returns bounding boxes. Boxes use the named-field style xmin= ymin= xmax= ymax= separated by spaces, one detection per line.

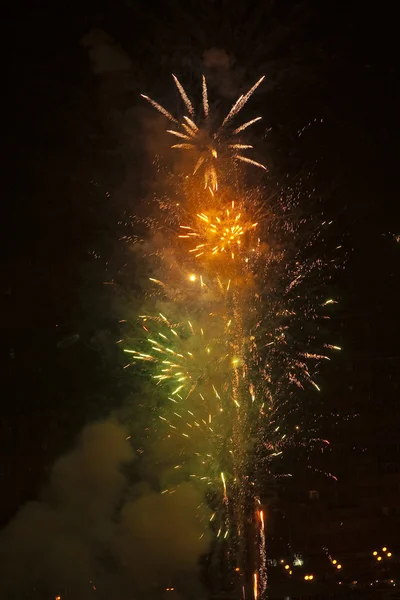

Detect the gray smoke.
xmin=0 ymin=421 xmax=210 ymax=599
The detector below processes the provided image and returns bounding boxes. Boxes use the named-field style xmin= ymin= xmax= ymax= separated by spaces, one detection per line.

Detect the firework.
xmin=124 ymin=312 xmax=233 ymax=401
xmin=179 ymin=198 xmax=259 ymax=263
xmin=125 ymin=72 xmax=339 ymax=599
xmin=141 ymin=74 xmax=266 ymax=190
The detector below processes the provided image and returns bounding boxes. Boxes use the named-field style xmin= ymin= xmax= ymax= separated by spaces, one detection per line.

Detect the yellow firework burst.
xmin=179 ymin=200 xmax=259 ymax=261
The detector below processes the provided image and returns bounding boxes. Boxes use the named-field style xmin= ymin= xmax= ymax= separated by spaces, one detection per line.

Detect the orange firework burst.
xmin=179 ymin=200 xmax=259 ymax=262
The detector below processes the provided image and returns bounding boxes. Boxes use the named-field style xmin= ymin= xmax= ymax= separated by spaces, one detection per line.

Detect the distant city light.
xmin=293 ymin=554 xmax=304 ymax=566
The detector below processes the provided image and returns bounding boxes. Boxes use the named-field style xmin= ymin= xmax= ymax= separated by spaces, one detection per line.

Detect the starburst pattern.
xmin=142 ymin=74 xmax=267 ymax=190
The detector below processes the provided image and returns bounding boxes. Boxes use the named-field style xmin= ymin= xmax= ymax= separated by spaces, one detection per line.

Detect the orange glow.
xmin=387 ymin=552 xmax=392 ymax=557
xmin=253 ymin=572 xmax=258 ymax=600
xmin=259 ymin=509 xmax=264 ymax=530
xmin=377 ymin=556 xmax=382 ymax=561
xmin=179 ymin=201 xmax=258 ymax=264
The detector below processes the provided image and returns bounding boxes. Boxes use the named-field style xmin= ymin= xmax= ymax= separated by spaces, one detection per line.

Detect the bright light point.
xmin=304 ymin=575 xmax=309 ymax=580
xmin=259 ymin=510 xmax=264 ymax=528
xmin=332 ymin=559 xmax=337 ymax=564
xmin=221 ymin=472 xmax=227 ymax=496
xmin=284 ymin=564 xmax=290 ymax=570
xmin=387 ymin=552 xmax=392 ymax=557
xmin=309 ymin=575 xmax=314 ymax=580
xmin=373 ymin=551 xmax=378 ymax=556
xmin=382 ymin=547 xmax=387 ymax=552
xmin=189 ymin=274 xmax=196 ymax=282
xmin=253 ymin=572 xmax=258 ymax=600
xmin=337 ymin=564 xmax=342 ymax=569
xmin=377 ymin=556 xmax=382 ymax=561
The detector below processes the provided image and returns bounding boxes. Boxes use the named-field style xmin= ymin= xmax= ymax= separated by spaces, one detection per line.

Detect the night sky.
xmin=2 ymin=0 xmax=400 ymax=597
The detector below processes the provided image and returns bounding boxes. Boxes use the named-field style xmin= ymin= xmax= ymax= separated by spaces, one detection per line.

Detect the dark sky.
xmin=2 ymin=0 xmax=400 ymax=594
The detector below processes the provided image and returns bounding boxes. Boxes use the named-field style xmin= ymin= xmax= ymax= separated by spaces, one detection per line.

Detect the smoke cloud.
xmin=81 ymin=29 xmax=132 ymax=74
xmin=0 ymin=421 xmax=210 ymax=599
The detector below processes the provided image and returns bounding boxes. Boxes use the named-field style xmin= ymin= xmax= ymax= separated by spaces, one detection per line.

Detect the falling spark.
xmin=202 ymin=75 xmax=209 ymax=117
xmin=222 ymin=76 xmax=265 ymax=127
xmin=140 ymin=94 xmax=178 ymax=123
xmin=235 ymin=155 xmax=267 ymax=170
xmin=172 ymin=74 xmax=194 ymax=116
xmin=221 ymin=472 xmax=227 ymax=499
xmin=233 ymin=117 xmax=262 ymax=134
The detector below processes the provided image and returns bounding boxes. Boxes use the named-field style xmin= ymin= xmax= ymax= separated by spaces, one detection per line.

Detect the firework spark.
xmin=142 ymin=74 xmax=266 ymax=190
xmin=124 ymin=313 xmax=233 ymax=401
xmin=179 ymin=199 xmax=259 ymax=262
